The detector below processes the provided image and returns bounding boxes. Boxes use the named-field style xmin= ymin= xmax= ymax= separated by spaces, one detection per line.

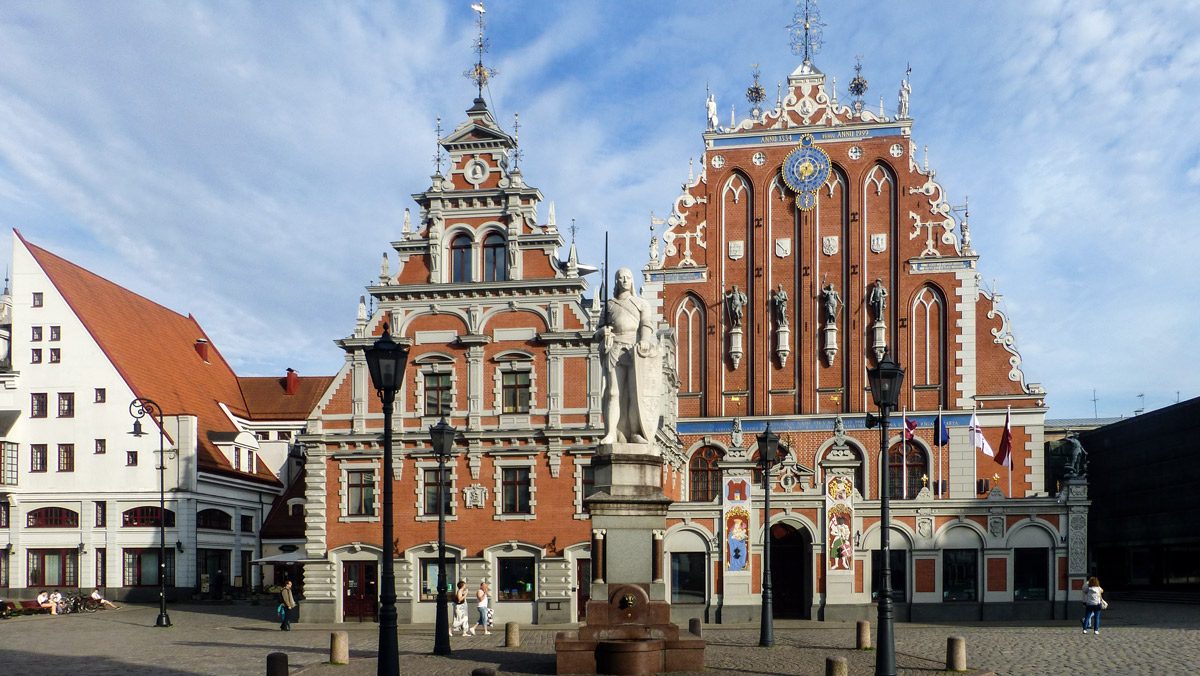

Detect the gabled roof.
xmin=239 ymin=374 xmax=333 ymax=420
xmin=18 ymin=231 xmax=281 ymax=487
xmin=260 ymin=467 xmax=306 ymax=540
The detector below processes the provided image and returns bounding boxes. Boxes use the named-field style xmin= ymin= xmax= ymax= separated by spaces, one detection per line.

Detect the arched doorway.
xmin=770 ymin=522 xmax=813 ymax=619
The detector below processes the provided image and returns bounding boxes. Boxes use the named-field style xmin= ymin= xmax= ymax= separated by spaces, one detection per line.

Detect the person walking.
xmin=451 ymin=581 xmax=470 ymax=636
xmin=471 ymin=581 xmax=491 ymax=635
xmin=1081 ymin=576 xmax=1106 ymax=635
xmin=279 ymin=580 xmax=297 ymax=631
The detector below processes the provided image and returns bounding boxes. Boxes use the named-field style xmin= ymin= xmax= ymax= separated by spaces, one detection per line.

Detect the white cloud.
xmin=0 ymin=1 xmax=1196 ymax=417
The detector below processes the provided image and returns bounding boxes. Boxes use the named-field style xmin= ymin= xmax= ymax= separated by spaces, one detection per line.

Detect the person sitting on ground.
xmin=36 ymin=590 xmax=57 ymax=615
xmin=91 ymin=588 xmax=118 ymax=609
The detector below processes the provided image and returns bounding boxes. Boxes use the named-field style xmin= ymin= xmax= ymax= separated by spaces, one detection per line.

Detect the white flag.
xmin=970 ymin=411 xmax=994 ymax=457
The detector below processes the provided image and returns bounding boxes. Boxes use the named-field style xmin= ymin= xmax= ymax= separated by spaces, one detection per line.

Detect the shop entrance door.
xmin=342 ymin=561 xmax=378 ymax=622
xmin=770 ymin=523 xmax=813 ymax=619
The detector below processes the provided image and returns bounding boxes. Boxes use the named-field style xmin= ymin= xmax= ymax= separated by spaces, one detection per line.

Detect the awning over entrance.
xmin=251 ymin=550 xmax=321 ymax=564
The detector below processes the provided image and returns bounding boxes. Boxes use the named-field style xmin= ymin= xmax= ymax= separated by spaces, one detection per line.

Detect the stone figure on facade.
xmin=772 ymin=284 xmax=789 ymax=328
xmin=867 ymin=278 xmax=888 ymax=322
xmin=822 ymin=284 xmax=842 ymax=325
xmin=725 ymin=285 xmax=747 ymax=328
xmin=898 ymin=77 xmax=911 ymax=119
xmin=596 ymin=267 xmax=659 ymax=445
xmin=706 ymin=92 xmax=719 ymax=131
xmin=1064 ymin=434 xmax=1088 ymax=477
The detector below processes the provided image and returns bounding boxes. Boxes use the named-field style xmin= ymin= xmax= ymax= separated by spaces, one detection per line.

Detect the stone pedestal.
xmin=556 ymin=443 xmax=705 ymax=674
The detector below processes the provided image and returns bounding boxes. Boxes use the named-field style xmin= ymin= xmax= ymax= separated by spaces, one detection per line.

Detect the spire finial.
xmin=848 ymin=54 xmax=868 ymax=111
xmin=511 ymin=112 xmax=523 ymax=170
xmin=788 ymin=0 xmax=824 ymax=64
xmin=433 ymin=116 xmax=444 ymax=175
xmin=570 ymin=219 xmax=577 ymax=244
xmin=465 ymin=2 xmax=497 ymax=99
xmin=746 ymin=64 xmax=766 ymax=120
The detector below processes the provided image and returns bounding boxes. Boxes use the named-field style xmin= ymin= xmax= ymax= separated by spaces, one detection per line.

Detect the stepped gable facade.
xmin=648 ymin=57 xmax=1084 ymax=622
xmin=298 ymin=96 xmax=613 ymax=625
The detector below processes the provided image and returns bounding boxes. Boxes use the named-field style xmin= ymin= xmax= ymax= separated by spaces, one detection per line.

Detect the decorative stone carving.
xmin=463 ymin=483 xmax=489 ymax=508
xmin=989 ymin=516 xmax=1004 ymax=538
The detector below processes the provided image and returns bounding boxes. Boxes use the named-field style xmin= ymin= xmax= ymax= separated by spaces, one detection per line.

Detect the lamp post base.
xmin=155 ymin=613 xmax=172 ymax=627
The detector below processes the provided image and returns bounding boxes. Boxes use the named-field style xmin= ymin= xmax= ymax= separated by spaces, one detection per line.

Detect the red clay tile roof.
xmin=260 ymin=467 xmax=306 ymax=540
xmin=19 ymin=231 xmax=281 ymax=487
xmin=239 ymin=374 xmax=333 ymax=420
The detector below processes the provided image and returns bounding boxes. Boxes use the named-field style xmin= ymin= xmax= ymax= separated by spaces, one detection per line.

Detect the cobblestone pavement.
xmin=0 ymin=600 xmax=1196 ymax=675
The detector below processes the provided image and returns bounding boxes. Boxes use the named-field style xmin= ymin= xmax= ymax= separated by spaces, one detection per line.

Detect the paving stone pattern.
xmin=0 ymin=601 xmax=1195 ymax=675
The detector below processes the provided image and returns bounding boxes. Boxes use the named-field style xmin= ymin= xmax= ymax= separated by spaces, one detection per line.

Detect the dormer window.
xmin=482 ymin=232 xmax=506 ymax=281
xmin=450 ymin=234 xmax=472 ymax=283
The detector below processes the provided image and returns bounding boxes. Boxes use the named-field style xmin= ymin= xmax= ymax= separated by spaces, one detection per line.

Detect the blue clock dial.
xmin=781 ymin=135 xmax=831 ymax=209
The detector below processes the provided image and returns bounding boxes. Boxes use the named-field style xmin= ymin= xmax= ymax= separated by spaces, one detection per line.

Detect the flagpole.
xmin=901 ymin=408 xmax=907 ymax=499
xmin=935 ymin=408 xmax=942 ymax=499
xmin=971 ymin=401 xmax=977 ymax=495
xmin=1006 ymin=406 xmax=1012 ymax=497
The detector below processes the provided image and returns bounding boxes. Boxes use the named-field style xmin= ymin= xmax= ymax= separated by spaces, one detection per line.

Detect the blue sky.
xmin=0 ymin=1 xmax=1196 ymax=419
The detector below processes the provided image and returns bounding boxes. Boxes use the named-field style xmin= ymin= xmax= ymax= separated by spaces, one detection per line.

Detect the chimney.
xmin=285 ymin=368 xmax=299 ymax=395
xmin=194 ymin=338 xmax=210 ymax=362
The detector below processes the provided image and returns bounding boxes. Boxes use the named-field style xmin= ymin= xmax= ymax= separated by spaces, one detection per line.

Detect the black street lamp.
xmin=365 ymin=325 xmax=411 ymax=676
xmin=429 ymin=417 xmax=456 ymax=656
xmin=129 ymin=397 xmax=172 ymax=628
xmin=866 ymin=351 xmax=905 ymax=676
xmin=757 ymin=423 xmax=779 ymax=648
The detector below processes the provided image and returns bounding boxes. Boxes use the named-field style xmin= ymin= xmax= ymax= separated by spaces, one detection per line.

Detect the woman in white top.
xmin=1081 ymin=576 xmax=1105 ymax=634
xmin=472 ymin=582 xmax=491 ymax=635
xmin=451 ymin=581 xmax=470 ymax=636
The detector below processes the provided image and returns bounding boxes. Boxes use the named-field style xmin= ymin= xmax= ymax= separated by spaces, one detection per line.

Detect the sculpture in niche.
xmin=772 ymin=284 xmax=789 ymax=328
xmin=725 ymin=285 xmax=747 ymax=328
xmin=867 ymin=278 xmax=888 ymax=322
xmin=596 ymin=267 xmax=660 ymax=445
xmin=822 ymin=284 xmax=842 ymax=325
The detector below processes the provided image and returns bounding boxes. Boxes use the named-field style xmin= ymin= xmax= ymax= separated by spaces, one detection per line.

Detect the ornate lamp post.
xmin=866 ymin=352 xmax=905 ymax=676
xmin=129 ymin=397 xmax=172 ymax=628
xmin=365 ymin=325 xmax=411 ymax=676
xmin=757 ymin=423 xmax=779 ymax=648
xmin=429 ymin=417 xmax=456 ymax=656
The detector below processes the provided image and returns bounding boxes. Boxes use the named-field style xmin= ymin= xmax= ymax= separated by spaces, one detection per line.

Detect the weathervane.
xmin=464 ymin=2 xmax=497 ymax=98
xmin=433 ymin=116 xmax=445 ymax=175
xmin=788 ymin=0 xmax=824 ymax=63
xmin=570 ymin=219 xmax=577 ymax=244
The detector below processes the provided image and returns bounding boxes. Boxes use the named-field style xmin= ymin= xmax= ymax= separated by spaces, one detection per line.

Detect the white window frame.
xmin=340 ymin=461 xmax=381 ymax=523
xmin=492 ymin=458 xmax=536 ymax=521
xmin=414 ymin=459 xmax=458 ymax=522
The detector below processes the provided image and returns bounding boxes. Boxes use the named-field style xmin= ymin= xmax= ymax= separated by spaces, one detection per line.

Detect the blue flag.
xmin=935 ymin=412 xmax=951 ymax=446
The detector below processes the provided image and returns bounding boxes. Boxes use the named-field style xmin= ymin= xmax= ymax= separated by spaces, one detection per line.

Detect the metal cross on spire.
xmin=465 ymin=2 xmax=497 ymax=99
xmin=788 ymin=0 xmax=825 ymax=63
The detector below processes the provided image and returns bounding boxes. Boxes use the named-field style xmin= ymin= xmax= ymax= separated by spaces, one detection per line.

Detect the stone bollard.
xmin=856 ymin=620 xmax=871 ymax=650
xmin=266 ymin=652 xmax=288 ymax=676
xmin=329 ymin=631 xmax=349 ymax=665
xmin=688 ymin=617 xmax=703 ymax=637
xmin=946 ymin=635 xmax=967 ymax=672
xmin=825 ymin=656 xmax=849 ymax=676
xmin=504 ymin=621 xmax=520 ymax=647
xmin=471 ymin=668 xmax=497 ymax=676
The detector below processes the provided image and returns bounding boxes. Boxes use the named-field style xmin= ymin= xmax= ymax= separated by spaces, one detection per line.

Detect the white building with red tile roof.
xmin=0 ymin=231 xmax=327 ymax=601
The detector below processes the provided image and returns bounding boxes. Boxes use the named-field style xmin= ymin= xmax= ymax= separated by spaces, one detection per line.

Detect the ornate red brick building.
xmin=649 ymin=51 xmax=1084 ymax=622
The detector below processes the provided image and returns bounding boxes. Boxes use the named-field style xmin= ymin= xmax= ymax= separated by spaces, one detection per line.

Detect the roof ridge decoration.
xmin=661 ymin=165 xmax=708 ymax=268
xmin=906 ymin=155 xmax=961 ymax=257
xmin=981 ymin=286 xmax=1043 ymax=396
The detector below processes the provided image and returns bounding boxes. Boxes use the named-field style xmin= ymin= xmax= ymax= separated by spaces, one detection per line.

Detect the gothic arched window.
xmin=482 ymin=232 xmax=506 ymax=281
xmin=689 ymin=446 xmax=723 ymax=502
xmin=450 ymin=234 xmax=472 ymax=283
